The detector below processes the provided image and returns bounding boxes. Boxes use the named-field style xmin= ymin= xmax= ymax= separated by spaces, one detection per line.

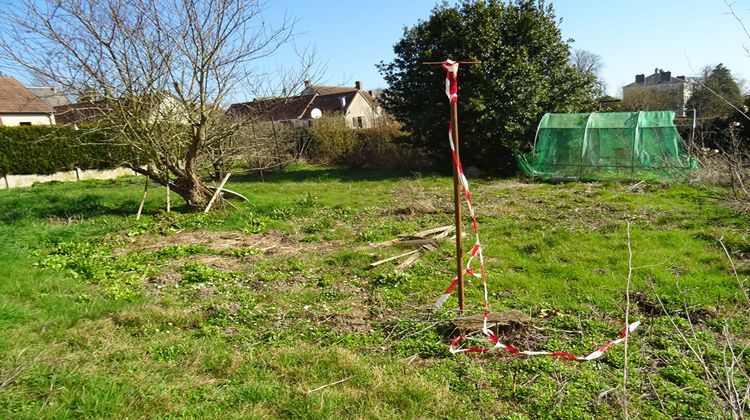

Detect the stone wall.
xmin=2 ymin=167 xmax=139 ymax=189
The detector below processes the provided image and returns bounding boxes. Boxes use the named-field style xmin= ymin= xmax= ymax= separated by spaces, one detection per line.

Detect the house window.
xmin=354 ymin=117 xmax=364 ymax=128
xmin=19 ymin=122 xmax=31 ymax=126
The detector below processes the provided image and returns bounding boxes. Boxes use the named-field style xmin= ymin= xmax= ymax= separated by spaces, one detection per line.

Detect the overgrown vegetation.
xmin=0 ymin=166 xmax=748 ymax=417
xmin=306 ymin=115 xmax=428 ymax=170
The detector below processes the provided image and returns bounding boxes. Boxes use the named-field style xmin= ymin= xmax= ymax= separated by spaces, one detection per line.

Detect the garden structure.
xmin=518 ymin=111 xmax=696 ymax=180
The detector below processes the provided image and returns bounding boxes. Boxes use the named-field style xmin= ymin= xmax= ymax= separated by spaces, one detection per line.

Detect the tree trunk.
xmin=177 ymin=174 xmax=211 ymax=211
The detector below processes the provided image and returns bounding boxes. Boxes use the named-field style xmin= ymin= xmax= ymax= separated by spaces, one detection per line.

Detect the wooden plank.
xmin=207 ymin=186 xmax=249 ymax=202
xmin=393 ymin=238 xmax=437 ymax=248
xmin=136 ymin=178 xmax=149 ymax=220
xmin=369 ymin=250 xmax=419 ymax=268
xmin=370 ymin=238 xmax=401 ymax=248
xmin=399 ymin=225 xmax=454 ymax=239
xmin=204 ymin=173 xmax=231 ymax=213
xmin=396 ymin=252 xmax=421 ymax=271
xmin=432 ymin=227 xmax=454 ymax=240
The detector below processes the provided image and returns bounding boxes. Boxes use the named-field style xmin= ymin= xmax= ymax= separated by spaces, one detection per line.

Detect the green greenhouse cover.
xmin=517 ymin=111 xmax=696 ymax=180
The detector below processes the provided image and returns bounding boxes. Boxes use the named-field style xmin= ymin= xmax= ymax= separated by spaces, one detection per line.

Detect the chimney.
xmin=304 ymin=80 xmax=312 ymax=88
xmin=662 ymin=71 xmax=671 ymax=82
xmin=635 ymin=74 xmax=645 ymax=84
xmin=368 ymin=90 xmax=374 ymax=97
xmin=339 ymin=96 xmax=346 ymax=109
xmin=654 ymin=68 xmax=659 ymax=75
xmin=355 ymin=80 xmax=362 ymax=90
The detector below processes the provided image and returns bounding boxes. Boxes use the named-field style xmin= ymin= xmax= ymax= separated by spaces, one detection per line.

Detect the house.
xmin=54 ymin=93 xmax=189 ymax=125
xmin=0 ymin=76 xmax=56 ymax=126
xmin=227 ymin=80 xmax=382 ymax=128
xmin=622 ymin=68 xmax=694 ymax=116
xmin=27 ymin=87 xmax=71 ymax=108
xmin=53 ymin=99 xmax=111 ymax=125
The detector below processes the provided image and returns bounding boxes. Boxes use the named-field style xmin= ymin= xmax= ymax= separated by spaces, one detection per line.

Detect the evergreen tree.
xmin=688 ymin=64 xmax=743 ymax=118
xmin=377 ymin=0 xmax=597 ymax=174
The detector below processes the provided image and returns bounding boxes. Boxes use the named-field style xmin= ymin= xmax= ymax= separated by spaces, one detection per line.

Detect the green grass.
xmin=0 ymin=165 xmax=748 ymax=418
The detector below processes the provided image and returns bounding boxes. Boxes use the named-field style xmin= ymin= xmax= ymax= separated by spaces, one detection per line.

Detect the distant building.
xmin=227 ymin=81 xmax=381 ymax=128
xmin=54 ymin=93 xmax=188 ymax=125
xmin=27 ymin=87 xmax=71 ymax=108
xmin=0 ymin=76 xmax=56 ymax=126
xmin=622 ymin=68 xmax=694 ymax=116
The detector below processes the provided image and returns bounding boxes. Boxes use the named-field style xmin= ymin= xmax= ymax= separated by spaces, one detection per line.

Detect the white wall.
xmin=2 ymin=167 xmax=139 ymax=189
xmin=344 ymin=92 xmax=381 ymax=128
xmin=0 ymin=113 xmax=55 ymax=126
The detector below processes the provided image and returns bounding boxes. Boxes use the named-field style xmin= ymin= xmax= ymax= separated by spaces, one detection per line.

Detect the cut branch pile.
xmin=369 ymin=225 xmax=456 ymax=270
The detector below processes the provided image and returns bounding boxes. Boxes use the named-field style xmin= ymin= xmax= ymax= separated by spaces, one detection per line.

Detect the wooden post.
xmin=166 ymin=182 xmax=171 ymax=212
xmin=422 ymin=60 xmax=480 ymax=315
xmin=136 ymin=177 xmax=149 ymax=220
xmin=204 ymin=172 xmax=231 ymax=213
xmin=691 ymin=108 xmax=697 ymax=145
xmin=449 ymin=96 xmax=465 ymax=315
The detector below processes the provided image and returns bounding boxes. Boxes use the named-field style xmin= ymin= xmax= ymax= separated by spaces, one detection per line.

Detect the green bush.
xmin=306 ymin=116 xmax=428 ymax=170
xmin=0 ymin=125 xmax=134 ymax=175
xmin=306 ymin=115 xmax=357 ymax=164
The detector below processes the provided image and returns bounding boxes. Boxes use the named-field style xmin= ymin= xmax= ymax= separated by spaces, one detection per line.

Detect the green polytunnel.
xmin=517 ymin=111 xmax=696 ymax=180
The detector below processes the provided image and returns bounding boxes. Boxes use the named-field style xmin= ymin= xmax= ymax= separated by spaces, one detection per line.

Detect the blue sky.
xmin=2 ymin=1 xmax=748 ymax=98
xmin=264 ymin=0 xmax=750 ymax=97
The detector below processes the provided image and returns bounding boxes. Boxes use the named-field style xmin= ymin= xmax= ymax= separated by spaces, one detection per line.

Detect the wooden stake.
xmin=166 ymin=181 xmax=171 ymax=212
xmin=450 ymin=97 xmax=465 ymax=315
xmin=204 ymin=172 xmax=231 ymax=213
xmin=136 ymin=177 xmax=149 ymax=220
xmin=422 ymin=60 xmax=481 ymax=315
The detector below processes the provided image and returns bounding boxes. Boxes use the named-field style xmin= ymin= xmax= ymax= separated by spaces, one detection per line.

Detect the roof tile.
xmin=0 ymin=77 xmax=54 ymax=113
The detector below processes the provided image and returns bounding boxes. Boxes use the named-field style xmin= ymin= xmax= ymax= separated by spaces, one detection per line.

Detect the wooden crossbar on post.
xmin=422 ymin=59 xmax=481 ymax=315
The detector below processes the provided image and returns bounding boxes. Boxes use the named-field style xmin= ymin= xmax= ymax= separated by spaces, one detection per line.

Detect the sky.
xmin=2 ymin=1 xmax=748 ymax=98
xmin=261 ymin=0 xmax=750 ymax=97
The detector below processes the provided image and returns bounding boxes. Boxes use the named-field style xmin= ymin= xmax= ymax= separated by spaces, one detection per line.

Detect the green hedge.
xmin=0 ymin=126 xmax=134 ymax=175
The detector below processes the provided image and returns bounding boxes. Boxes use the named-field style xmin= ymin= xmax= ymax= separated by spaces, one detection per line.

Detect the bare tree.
xmin=571 ymin=49 xmax=606 ymax=96
xmin=0 ymin=0 xmax=314 ymax=211
xmin=620 ymin=87 xmax=677 ymax=111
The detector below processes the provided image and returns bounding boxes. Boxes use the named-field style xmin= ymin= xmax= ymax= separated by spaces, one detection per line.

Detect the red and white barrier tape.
xmin=434 ymin=59 xmax=640 ymax=358
xmin=450 ymin=321 xmax=641 ymax=359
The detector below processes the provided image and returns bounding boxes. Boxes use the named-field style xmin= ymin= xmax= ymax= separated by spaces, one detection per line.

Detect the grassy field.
xmin=0 ymin=165 xmax=748 ymax=418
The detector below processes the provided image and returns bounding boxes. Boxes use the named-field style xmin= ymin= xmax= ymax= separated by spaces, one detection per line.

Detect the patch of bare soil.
xmin=318 ymin=304 xmax=373 ymax=334
xmin=148 ymin=271 xmax=181 ymax=285
xmin=194 ymin=254 xmax=245 ymax=272
xmin=125 ymin=230 xmax=340 ymax=257
xmin=433 ymin=309 xmax=550 ymax=351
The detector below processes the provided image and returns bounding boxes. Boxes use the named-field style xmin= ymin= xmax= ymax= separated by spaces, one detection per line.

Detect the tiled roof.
xmin=226 ymin=95 xmax=316 ymax=120
xmin=27 ymin=87 xmax=71 ymax=108
xmin=228 ymin=88 xmax=377 ymax=122
xmin=305 ymin=85 xmax=358 ymax=95
xmin=0 ymin=77 xmax=53 ymax=113
xmin=301 ymin=91 xmax=357 ymax=119
xmin=53 ymin=100 xmax=112 ymax=125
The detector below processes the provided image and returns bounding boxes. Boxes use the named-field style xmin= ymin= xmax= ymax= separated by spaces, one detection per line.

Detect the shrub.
xmin=0 ymin=125 xmax=133 ymax=175
xmin=306 ymin=116 xmax=429 ymax=170
xmin=306 ymin=114 xmax=357 ymax=164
